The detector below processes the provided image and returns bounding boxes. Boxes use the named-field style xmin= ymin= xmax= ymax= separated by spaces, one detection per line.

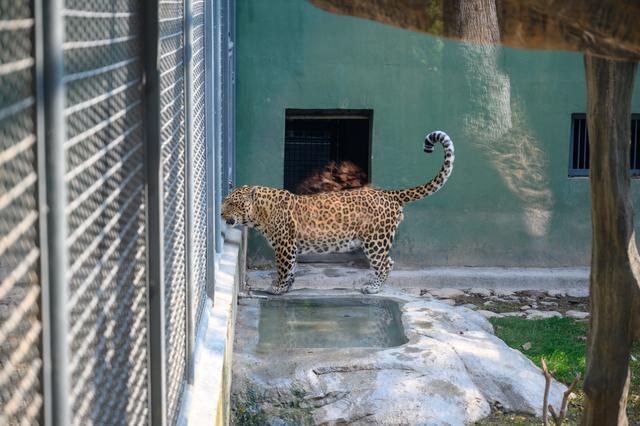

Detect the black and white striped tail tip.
xmin=423 ymin=130 xmax=451 ymax=153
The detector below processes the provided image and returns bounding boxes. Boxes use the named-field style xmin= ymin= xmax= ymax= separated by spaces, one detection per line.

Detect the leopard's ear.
xmin=246 ymin=186 xmax=257 ymax=202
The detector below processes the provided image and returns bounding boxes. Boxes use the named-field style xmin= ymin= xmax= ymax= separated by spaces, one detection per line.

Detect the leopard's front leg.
xmin=266 ymin=241 xmax=297 ymax=295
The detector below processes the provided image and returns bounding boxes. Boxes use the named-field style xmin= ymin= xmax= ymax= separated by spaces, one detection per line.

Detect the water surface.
xmin=257 ymin=297 xmax=408 ymax=350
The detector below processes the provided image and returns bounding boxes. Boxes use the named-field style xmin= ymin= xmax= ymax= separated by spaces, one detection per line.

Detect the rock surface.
xmin=502 ymin=311 xmax=526 ymax=317
xmin=477 ymin=309 xmax=503 ymax=318
xmin=469 ymin=287 xmax=493 ymax=297
xmin=232 ymin=290 xmax=566 ymax=425
xmin=547 ymin=289 xmax=567 ymax=298
xmin=492 ymin=288 xmax=515 ymax=297
xmin=566 ymin=310 xmax=590 ymax=319
xmin=526 ymin=309 xmax=562 ymax=319
xmin=567 ymin=288 xmax=589 ymax=298
xmin=429 ymin=288 xmax=465 ymax=299
xmin=461 ymin=303 xmax=479 ymax=310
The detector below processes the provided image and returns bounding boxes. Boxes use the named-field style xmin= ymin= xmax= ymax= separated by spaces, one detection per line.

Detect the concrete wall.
xmin=235 ymin=0 xmax=640 ymax=268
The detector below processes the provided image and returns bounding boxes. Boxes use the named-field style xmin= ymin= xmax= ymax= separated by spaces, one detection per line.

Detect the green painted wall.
xmin=236 ymin=0 xmax=640 ymax=268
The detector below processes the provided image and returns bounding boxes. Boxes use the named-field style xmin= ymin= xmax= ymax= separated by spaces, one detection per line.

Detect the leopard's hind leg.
xmin=361 ymin=235 xmax=395 ymax=294
xmin=360 ymin=211 xmax=402 ymax=294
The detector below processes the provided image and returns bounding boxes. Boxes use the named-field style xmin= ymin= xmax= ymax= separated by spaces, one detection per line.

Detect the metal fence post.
xmin=205 ymin=0 xmax=217 ymax=298
xmin=33 ymin=1 xmax=51 ymax=425
xmin=213 ymin=0 xmax=224 ymax=253
xmin=227 ymin=0 xmax=236 ymax=188
xmin=40 ymin=0 xmax=70 ymax=423
xmin=184 ymin=0 xmax=196 ymax=385
xmin=142 ymin=0 xmax=167 ymax=424
xmin=220 ymin=0 xmax=229 ymax=198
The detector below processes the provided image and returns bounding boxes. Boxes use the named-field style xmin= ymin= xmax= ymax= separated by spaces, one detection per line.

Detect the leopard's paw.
xmin=266 ymin=284 xmax=290 ymax=295
xmin=361 ymin=284 xmax=381 ymax=294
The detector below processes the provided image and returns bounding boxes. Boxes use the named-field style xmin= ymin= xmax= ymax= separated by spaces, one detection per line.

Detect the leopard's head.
xmin=221 ymin=185 xmax=257 ymax=227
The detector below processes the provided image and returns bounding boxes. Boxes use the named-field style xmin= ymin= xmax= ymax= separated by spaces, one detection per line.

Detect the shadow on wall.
xmin=460 ymin=44 xmax=553 ymax=237
xmin=452 ymin=9 xmax=555 ymax=238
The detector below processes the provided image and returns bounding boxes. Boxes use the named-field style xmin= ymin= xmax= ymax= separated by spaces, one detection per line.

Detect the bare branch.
xmin=541 ymin=358 xmax=551 ymax=426
xmin=548 ymin=405 xmax=559 ymax=424
xmin=542 ymin=358 xmax=580 ymax=425
xmin=558 ymin=373 xmax=581 ymax=423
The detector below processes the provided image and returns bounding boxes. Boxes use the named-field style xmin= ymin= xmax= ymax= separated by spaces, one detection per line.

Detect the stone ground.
xmin=235 ymin=265 xmax=590 ymax=425
xmin=231 ymin=288 xmax=569 ymax=425
xmin=417 ymin=287 xmax=589 ymax=322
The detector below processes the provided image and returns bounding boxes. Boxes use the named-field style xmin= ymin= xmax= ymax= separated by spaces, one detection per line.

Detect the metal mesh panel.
xmin=63 ymin=0 xmax=149 ymax=423
xmin=159 ymin=0 xmax=187 ymax=422
xmin=0 ymin=0 xmax=43 ymax=424
xmin=191 ymin=0 xmax=208 ymax=333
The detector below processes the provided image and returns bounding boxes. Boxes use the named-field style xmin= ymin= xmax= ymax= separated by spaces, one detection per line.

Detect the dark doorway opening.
xmin=284 ymin=109 xmax=373 ymax=265
xmin=284 ymin=109 xmax=372 ymax=193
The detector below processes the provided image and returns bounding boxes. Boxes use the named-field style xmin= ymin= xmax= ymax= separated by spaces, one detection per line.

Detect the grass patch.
xmin=480 ymin=316 xmax=640 ymax=425
xmin=491 ymin=316 xmax=586 ymax=383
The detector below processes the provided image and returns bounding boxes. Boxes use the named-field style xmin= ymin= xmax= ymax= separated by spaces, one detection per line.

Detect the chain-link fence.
xmin=0 ymin=0 xmax=235 ymax=424
xmin=0 ymin=0 xmax=44 ymax=424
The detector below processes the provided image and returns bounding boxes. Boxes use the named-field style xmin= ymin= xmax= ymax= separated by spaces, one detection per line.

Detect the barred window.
xmin=569 ymin=113 xmax=640 ymax=177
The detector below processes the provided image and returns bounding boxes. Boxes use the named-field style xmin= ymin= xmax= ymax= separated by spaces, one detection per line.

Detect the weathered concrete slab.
xmin=247 ymin=264 xmax=590 ymax=293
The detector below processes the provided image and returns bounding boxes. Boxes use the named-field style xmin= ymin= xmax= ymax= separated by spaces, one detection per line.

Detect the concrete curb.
xmin=187 ymin=227 xmax=242 ymax=425
xmin=248 ymin=265 xmax=590 ymax=292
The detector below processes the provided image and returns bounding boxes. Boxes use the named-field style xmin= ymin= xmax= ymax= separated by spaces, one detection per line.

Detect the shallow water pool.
xmin=257 ymin=297 xmax=408 ymax=350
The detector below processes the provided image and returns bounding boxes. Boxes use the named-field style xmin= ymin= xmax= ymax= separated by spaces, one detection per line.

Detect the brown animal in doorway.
xmin=296 ymin=160 xmax=367 ymax=195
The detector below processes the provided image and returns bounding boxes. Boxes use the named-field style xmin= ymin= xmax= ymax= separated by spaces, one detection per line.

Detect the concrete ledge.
xmin=187 ymin=227 xmax=243 ymax=425
xmin=247 ymin=264 xmax=590 ymax=292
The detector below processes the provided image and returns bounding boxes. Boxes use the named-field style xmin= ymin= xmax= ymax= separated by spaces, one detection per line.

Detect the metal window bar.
xmin=569 ymin=113 xmax=640 ymax=177
xmin=631 ymin=116 xmax=640 ymax=176
xmin=568 ymin=114 xmax=589 ymax=177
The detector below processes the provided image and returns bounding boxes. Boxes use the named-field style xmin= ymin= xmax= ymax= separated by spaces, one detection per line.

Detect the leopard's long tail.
xmin=385 ymin=131 xmax=455 ymax=204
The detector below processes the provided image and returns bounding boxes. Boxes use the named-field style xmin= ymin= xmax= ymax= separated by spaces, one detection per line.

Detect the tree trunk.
xmin=582 ymin=54 xmax=640 ymax=426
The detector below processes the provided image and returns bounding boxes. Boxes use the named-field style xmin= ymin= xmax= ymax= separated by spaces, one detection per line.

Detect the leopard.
xmin=221 ymin=130 xmax=455 ymax=295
